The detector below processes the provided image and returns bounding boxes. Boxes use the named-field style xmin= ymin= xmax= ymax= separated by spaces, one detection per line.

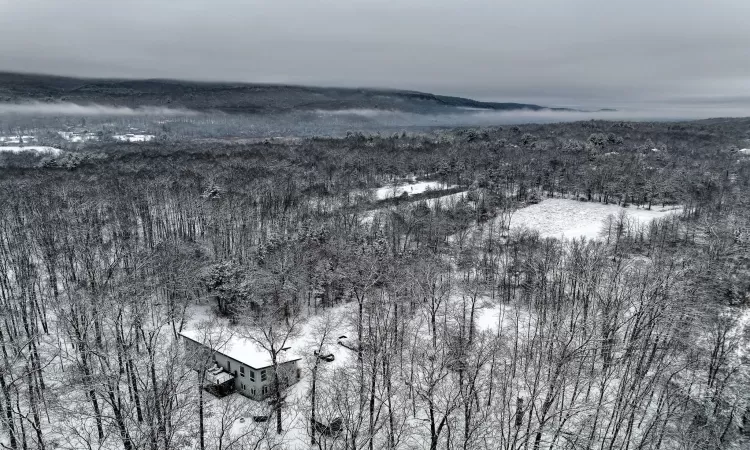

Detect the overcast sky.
xmin=1 ymin=0 xmax=749 ymax=109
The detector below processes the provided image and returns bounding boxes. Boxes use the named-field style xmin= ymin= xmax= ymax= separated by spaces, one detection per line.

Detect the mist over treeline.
xmin=0 ymin=102 xmax=199 ymax=116
xmin=2 ymin=70 xmax=749 ymax=139
xmin=4 ymin=105 xmax=750 ymax=143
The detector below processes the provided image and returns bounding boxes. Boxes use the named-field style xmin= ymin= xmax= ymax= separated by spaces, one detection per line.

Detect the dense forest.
xmin=1 ymin=117 xmax=749 ymax=449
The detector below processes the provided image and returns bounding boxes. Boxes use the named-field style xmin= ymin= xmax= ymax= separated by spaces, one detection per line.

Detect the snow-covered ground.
xmin=0 ymin=145 xmax=62 ymax=155
xmin=426 ymin=191 xmax=467 ymax=208
xmin=359 ymin=190 xmax=467 ymax=225
xmin=475 ymin=304 xmax=512 ymax=332
xmin=114 ymin=133 xmax=155 ymax=142
xmin=475 ymin=302 xmax=535 ymax=336
xmin=373 ymin=180 xmax=453 ymax=200
xmin=734 ymin=307 xmax=750 ymax=362
xmin=509 ymin=199 xmax=681 ymax=240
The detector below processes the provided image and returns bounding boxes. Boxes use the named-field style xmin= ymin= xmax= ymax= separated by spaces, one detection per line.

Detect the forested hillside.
xmin=0 ymin=72 xmax=563 ymax=114
xmin=1 ymin=119 xmax=749 ymax=449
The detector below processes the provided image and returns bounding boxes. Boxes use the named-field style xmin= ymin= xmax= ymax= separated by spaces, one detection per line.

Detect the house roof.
xmin=180 ymin=328 xmax=301 ymax=370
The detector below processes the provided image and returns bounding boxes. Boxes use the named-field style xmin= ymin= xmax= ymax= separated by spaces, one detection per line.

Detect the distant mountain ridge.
xmin=0 ymin=71 xmax=576 ymax=114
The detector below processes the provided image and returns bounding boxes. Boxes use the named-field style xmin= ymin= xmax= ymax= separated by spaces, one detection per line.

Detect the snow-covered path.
xmin=373 ymin=180 xmax=454 ymax=200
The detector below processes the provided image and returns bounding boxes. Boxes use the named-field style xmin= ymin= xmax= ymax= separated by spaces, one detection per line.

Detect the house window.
xmin=261 ymin=369 xmax=267 ymax=382
xmin=262 ymin=385 xmax=268 ymax=395
xmin=227 ymin=360 xmax=231 ymax=371
xmin=249 ymin=370 xmax=255 ymax=382
xmin=297 ymin=368 xmax=301 ymax=379
xmin=251 ymin=388 xmax=256 ymax=396
xmin=241 ymin=383 xmax=246 ymax=390
xmin=240 ymin=366 xmax=245 ymax=377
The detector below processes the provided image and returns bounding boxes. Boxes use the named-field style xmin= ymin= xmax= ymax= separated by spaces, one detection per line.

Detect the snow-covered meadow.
xmin=509 ymin=198 xmax=681 ymax=240
xmin=0 ymin=145 xmax=62 ymax=155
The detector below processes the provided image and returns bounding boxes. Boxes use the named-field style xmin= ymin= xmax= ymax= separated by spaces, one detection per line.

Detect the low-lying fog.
xmin=313 ymin=105 xmax=750 ymax=125
xmin=0 ymin=102 xmax=198 ymax=116
xmin=2 ymin=101 xmax=749 ymax=139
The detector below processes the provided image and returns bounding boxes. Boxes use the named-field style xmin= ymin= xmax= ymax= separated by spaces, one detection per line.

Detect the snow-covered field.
xmin=362 ymin=195 xmax=680 ymax=243
xmin=373 ymin=180 xmax=453 ymax=200
xmin=0 ymin=135 xmax=36 ymax=144
xmin=0 ymin=145 xmax=62 ymax=155
xmin=114 ymin=133 xmax=155 ymax=142
xmin=509 ymin=199 xmax=681 ymax=240
xmin=58 ymin=131 xmax=98 ymax=142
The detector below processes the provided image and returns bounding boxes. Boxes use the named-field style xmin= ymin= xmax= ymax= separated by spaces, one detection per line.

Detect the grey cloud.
xmin=0 ymin=0 xmax=748 ymax=110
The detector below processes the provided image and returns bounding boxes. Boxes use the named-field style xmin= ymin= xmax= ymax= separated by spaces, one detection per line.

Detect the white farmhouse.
xmin=180 ymin=329 xmax=301 ymax=400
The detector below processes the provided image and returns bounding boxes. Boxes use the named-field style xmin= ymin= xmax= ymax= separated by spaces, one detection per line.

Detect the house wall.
xmin=182 ymin=336 xmax=301 ymax=400
xmin=230 ymin=358 xmax=300 ymax=400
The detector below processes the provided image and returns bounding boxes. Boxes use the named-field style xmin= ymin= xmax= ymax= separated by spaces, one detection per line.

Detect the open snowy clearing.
xmin=0 ymin=145 xmax=62 ymax=155
xmin=373 ymin=180 xmax=454 ymax=200
xmin=510 ymin=198 xmax=681 ymax=240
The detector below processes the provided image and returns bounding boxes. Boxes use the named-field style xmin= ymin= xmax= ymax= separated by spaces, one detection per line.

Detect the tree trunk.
xmin=198 ymin=370 xmax=205 ymax=450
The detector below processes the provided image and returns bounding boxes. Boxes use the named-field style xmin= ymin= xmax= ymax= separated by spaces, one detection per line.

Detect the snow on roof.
xmin=180 ymin=328 xmax=301 ymax=369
